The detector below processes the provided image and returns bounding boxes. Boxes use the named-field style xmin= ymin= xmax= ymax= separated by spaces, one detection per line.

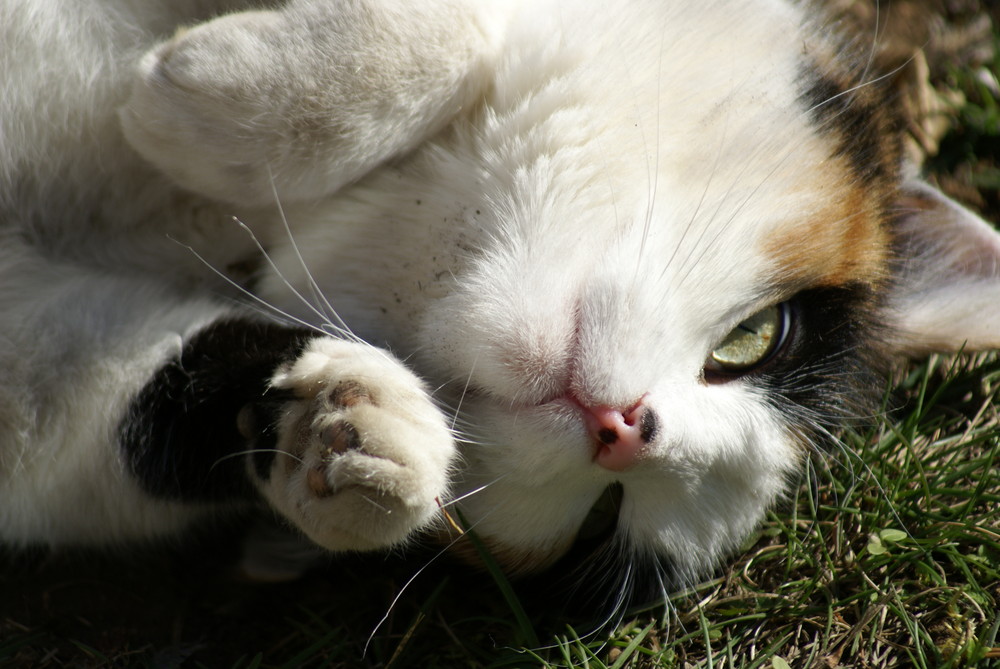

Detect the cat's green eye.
xmin=707 ymin=303 xmax=790 ymax=375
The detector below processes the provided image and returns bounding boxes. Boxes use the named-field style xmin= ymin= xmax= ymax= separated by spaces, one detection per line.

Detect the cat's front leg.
xmin=120 ymin=0 xmax=508 ymax=206
xmin=123 ymin=319 xmax=455 ymax=551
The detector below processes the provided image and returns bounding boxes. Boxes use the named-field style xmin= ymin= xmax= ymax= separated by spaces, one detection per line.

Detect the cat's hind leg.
xmin=120 ymin=0 xmax=508 ymax=206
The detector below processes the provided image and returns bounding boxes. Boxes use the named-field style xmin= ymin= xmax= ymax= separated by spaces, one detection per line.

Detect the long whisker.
xmin=357 ymin=493 xmax=392 ymax=514
xmin=169 ymin=236 xmax=330 ymax=338
xmin=363 ymin=497 xmax=510 ymax=657
xmin=659 ymin=94 xmax=729 ymax=284
xmin=436 ymin=475 xmax=508 ymax=509
xmin=264 ymin=164 xmax=358 ymax=339
xmin=230 ymin=218 xmax=348 ymax=337
xmin=802 ymin=60 xmax=908 ymax=120
xmin=209 ymin=448 xmax=304 ymax=473
xmin=231 ymin=212 xmax=413 ymax=372
xmin=450 ymin=355 xmax=479 ymax=433
xmin=363 ymin=542 xmax=453 ymax=657
xmin=632 ymin=29 xmax=666 ymax=291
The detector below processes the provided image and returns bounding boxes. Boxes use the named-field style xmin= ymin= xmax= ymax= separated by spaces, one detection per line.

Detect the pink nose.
xmin=580 ymin=398 xmax=657 ymax=471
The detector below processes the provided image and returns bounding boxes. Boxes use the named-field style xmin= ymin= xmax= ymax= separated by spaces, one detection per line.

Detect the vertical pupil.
xmin=710 ymin=305 xmax=783 ymax=369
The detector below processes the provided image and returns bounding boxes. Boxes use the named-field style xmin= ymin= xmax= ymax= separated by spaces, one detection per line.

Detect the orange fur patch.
xmin=764 ymin=165 xmax=892 ymax=290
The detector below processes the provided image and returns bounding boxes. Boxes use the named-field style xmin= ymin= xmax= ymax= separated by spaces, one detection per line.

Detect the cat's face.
xmin=421 ymin=5 xmax=896 ymax=586
xmin=265 ymin=1 xmax=897 ymax=599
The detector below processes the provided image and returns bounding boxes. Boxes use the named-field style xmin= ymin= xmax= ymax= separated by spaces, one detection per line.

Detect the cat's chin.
xmin=436 ymin=395 xmax=623 ymax=573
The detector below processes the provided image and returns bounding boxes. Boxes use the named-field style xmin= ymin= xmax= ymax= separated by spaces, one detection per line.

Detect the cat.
xmin=2 ymin=0 xmax=999 ymax=614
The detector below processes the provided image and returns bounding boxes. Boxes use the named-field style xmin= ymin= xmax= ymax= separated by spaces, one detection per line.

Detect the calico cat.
xmin=2 ymin=0 xmax=999 ymax=612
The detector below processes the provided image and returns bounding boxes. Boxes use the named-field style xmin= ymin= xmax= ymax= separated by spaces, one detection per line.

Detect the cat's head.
xmin=411 ymin=1 xmax=1000 ymax=606
xmin=410 ymin=1 xmax=898 ymax=599
xmin=265 ymin=0 xmax=1000 ymax=612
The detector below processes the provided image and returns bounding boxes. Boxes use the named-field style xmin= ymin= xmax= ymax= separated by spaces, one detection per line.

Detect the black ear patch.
xmin=118 ymin=318 xmax=315 ymax=501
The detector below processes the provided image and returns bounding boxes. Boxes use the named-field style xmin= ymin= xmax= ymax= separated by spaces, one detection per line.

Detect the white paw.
xmin=252 ymin=338 xmax=455 ymax=552
xmin=120 ymin=10 xmax=295 ymax=205
xmin=120 ymin=1 xmax=503 ymax=206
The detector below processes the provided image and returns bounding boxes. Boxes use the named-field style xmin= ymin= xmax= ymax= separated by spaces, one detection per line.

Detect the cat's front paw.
xmin=249 ymin=338 xmax=455 ymax=551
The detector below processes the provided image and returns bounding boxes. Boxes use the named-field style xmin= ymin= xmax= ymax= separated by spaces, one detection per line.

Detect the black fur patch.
xmin=798 ymin=61 xmax=897 ymax=188
xmin=119 ymin=318 xmax=316 ymax=501
xmin=761 ymin=284 xmax=886 ymax=449
xmin=519 ymin=483 xmax=678 ymax=627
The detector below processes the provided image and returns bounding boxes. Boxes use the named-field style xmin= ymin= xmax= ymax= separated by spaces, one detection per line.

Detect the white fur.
xmin=120 ymin=0 xmax=511 ymax=205
xmin=0 ymin=236 xmax=230 ymax=544
xmin=260 ymin=337 xmax=454 ymax=551
xmin=2 ymin=0 xmax=998 ymax=587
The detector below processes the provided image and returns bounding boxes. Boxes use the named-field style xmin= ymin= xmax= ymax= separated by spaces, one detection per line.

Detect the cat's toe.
xmin=305 ymin=420 xmax=361 ymax=498
xmin=254 ymin=338 xmax=455 ymax=552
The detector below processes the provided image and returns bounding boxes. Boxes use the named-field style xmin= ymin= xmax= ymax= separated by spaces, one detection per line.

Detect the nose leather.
xmin=581 ymin=400 xmax=654 ymax=471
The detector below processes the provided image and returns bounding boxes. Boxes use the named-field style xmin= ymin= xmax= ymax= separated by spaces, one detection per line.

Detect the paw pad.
xmin=319 ymin=420 xmax=361 ymax=455
xmin=306 ymin=465 xmax=334 ymax=498
xmin=259 ymin=337 xmax=455 ymax=550
xmin=306 ymin=420 xmax=362 ymax=499
xmin=327 ymin=380 xmax=374 ymax=408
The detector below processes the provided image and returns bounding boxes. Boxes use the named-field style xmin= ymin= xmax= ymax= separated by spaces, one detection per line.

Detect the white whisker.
xmin=230 ymin=218 xmax=343 ymax=335
xmin=437 ymin=476 xmax=507 ymax=509
xmin=450 ymin=355 xmax=479 ymax=433
xmin=363 ymin=542 xmax=452 ymax=657
xmin=168 ymin=235 xmax=330 ymax=338
xmin=358 ymin=493 xmax=392 ymax=514
xmin=364 ymin=495 xmax=513 ymax=657
xmin=264 ymin=164 xmax=358 ymax=340
xmin=209 ymin=448 xmax=304 ymax=472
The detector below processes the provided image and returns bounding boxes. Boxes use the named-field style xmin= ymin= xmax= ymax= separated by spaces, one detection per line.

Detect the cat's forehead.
xmin=492 ymin=1 xmax=899 ymax=301
xmin=650 ymin=41 xmax=897 ymax=302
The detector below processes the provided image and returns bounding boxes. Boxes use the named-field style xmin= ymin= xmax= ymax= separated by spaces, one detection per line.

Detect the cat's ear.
xmin=888 ymin=179 xmax=1000 ymax=355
